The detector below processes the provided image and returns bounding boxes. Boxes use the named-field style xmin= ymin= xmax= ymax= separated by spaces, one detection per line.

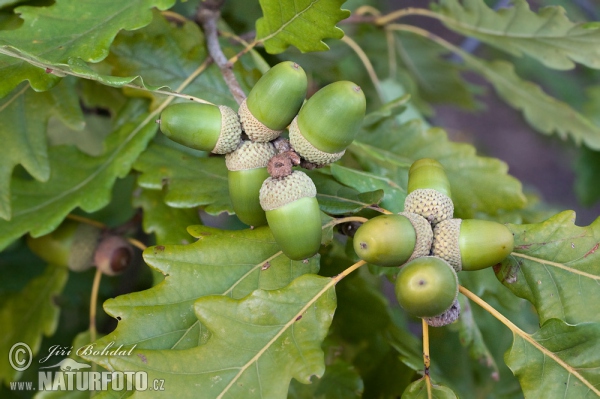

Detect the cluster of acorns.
xmin=159 ymin=61 xmax=366 ymax=260
xmin=353 ymin=158 xmax=514 ymax=326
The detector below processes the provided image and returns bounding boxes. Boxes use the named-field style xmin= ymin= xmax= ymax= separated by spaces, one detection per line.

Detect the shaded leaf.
xmin=0 ymin=265 xmax=68 ymax=382
xmin=505 ymin=319 xmax=600 ymax=398
xmin=575 ymin=146 xmax=600 ymax=206
xmin=133 ymin=141 xmax=233 ymax=216
xmin=256 ymin=0 xmax=350 ymax=54
xmin=0 ymin=99 xmax=156 ymax=251
xmin=133 ymin=188 xmax=201 ymax=246
xmin=288 ymin=360 xmax=364 ymax=399
xmin=85 ymin=274 xmax=336 ymax=399
xmin=0 ymin=0 xmax=175 ymax=97
xmin=435 ymin=0 xmax=600 ymax=70
xmin=85 ymin=226 xmax=318 ymax=353
xmin=401 ymin=378 xmax=458 ymax=398
xmin=307 ymin=170 xmax=384 ymax=215
xmin=0 ymin=79 xmax=84 ymax=220
xmin=350 ymin=116 xmax=526 ymax=217
xmin=496 ymin=211 xmax=600 ymax=325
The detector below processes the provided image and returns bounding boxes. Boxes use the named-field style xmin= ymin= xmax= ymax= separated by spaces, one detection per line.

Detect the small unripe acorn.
xmin=239 ymin=61 xmax=307 ymax=142
xmin=94 ymin=235 xmax=134 ymax=276
xmin=394 ymin=256 xmax=459 ymax=318
xmin=259 ymin=171 xmax=322 ymax=260
xmin=353 ymin=212 xmax=432 ymax=267
xmin=27 ymin=220 xmax=101 ymax=271
xmin=289 ymin=81 xmax=366 ymax=166
xmin=226 ymin=141 xmax=276 ymax=227
xmin=431 ymin=218 xmax=514 ymax=272
xmin=159 ymin=102 xmax=242 ymax=154
xmin=403 ymin=158 xmax=454 ymax=225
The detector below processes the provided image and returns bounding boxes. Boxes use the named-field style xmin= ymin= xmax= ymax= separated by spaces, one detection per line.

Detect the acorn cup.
xmin=352 ymin=212 xmax=433 ymax=267
xmin=159 ymin=102 xmax=242 ymax=154
xmin=226 ymin=141 xmax=276 ymax=227
xmin=431 ymin=218 xmax=514 ymax=272
xmin=289 ymin=81 xmax=366 ymax=166
xmin=403 ymin=158 xmax=454 ymax=225
xmin=259 ymin=171 xmax=322 ymax=260
xmin=394 ymin=256 xmax=459 ymax=319
xmin=239 ymin=61 xmax=307 ymax=142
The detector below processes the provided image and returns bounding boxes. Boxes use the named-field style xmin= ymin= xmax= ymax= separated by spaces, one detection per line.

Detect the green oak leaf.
xmin=401 ymin=378 xmax=458 ymax=398
xmin=133 ymin=142 xmax=233 ymax=216
xmin=288 ymin=360 xmax=364 ymax=399
xmin=0 ymin=99 xmax=156 ymax=251
xmin=435 ymin=0 xmax=600 ymax=70
xmin=0 ymin=0 xmax=175 ymax=98
xmin=505 ymin=319 xmax=600 ymax=398
xmin=256 ymin=0 xmax=350 ymax=54
xmin=496 ymin=211 xmax=600 ymax=325
xmin=0 ymin=78 xmax=84 ymax=220
xmin=133 ymin=188 xmax=201 ymax=246
xmin=350 ymin=117 xmax=526 ymax=217
xmin=307 ymin=170 xmax=384 ymax=215
xmin=0 ymin=265 xmax=68 ymax=383
xmin=84 ymin=274 xmax=336 ymax=399
xmin=85 ymin=226 xmax=318 ymax=353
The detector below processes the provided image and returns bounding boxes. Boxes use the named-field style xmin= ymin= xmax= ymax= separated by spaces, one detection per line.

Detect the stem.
xmin=127 ymin=237 xmax=147 ymax=252
xmin=89 ymin=268 xmax=102 ymax=372
xmin=340 ymin=35 xmax=384 ymax=101
xmin=459 ymin=285 xmax=600 ymax=396
xmin=386 ymin=24 xmax=465 ymax=59
xmin=421 ymin=319 xmax=433 ymax=398
xmin=375 ymin=8 xmax=443 ymax=26
xmin=197 ymin=2 xmax=246 ymax=105
xmin=66 ymin=214 xmax=105 ymax=229
xmin=161 ymin=10 xmax=189 ymax=24
xmin=386 ymin=29 xmax=397 ymax=79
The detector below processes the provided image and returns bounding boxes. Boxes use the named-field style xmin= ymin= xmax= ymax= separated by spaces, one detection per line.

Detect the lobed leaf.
xmin=0 ymin=99 xmax=157 ymax=251
xmin=0 ymin=265 xmax=68 ymax=382
xmin=84 ymin=274 xmax=336 ymax=399
xmin=0 ymin=0 xmax=175 ymax=98
xmin=435 ymin=0 xmax=600 ymax=70
xmin=86 ymin=226 xmax=318 ymax=353
xmin=256 ymin=0 xmax=350 ymax=54
xmin=496 ymin=211 xmax=600 ymax=325
xmin=505 ymin=319 xmax=600 ymax=398
xmin=288 ymin=359 xmax=364 ymax=399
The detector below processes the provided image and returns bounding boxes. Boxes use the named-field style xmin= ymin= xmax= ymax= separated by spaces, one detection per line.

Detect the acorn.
xmin=27 ymin=220 xmax=101 ymax=272
xmin=289 ymin=81 xmax=366 ymax=166
xmin=239 ymin=61 xmax=307 ymax=142
xmin=394 ymin=256 xmax=459 ymax=319
xmin=94 ymin=235 xmax=134 ymax=276
xmin=403 ymin=158 xmax=454 ymax=225
xmin=259 ymin=171 xmax=321 ymax=260
xmin=159 ymin=102 xmax=242 ymax=154
xmin=431 ymin=219 xmax=514 ymax=272
xmin=352 ymin=212 xmax=433 ymax=267
xmin=226 ymin=141 xmax=276 ymax=227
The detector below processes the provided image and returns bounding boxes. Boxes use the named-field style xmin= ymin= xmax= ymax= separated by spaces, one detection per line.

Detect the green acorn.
xmin=159 ymin=102 xmax=242 ymax=154
xmin=403 ymin=158 xmax=454 ymax=225
xmin=226 ymin=141 xmax=276 ymax=227
xmin=27 ymin=220 xmax=101 ymax=271
xmin=394 ymin=256 xmax=459 ymax=319
xmin=289 ymin=81 xmax=366 ymax=166
xmin=431 ymin=219 xmax=514 ymax=272
xmin=239 ymin=61 xmax=307 ymax=142
xmin=259 ymin=171 xmax=321 ymax=260
xmin=353 ymin=212 xmax=433 ymax=267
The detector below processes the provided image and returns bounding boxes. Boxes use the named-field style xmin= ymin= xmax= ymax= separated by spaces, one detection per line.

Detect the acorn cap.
xmin=398 ymin=212 xmax=434 ymax=262
xmin=244 ymin=61 xmax=307 ymax=133
xmin=404 ymin=188 xmax=454 ymax=225
xmin=289 ymin=117 xmax=345 ymax=166
xmin=424 ymin=298 xmax=460 ymax=327
xmin=296 ymin=81 xmax=366 ymax=154
xmin=68 ymin=223 xmax=102 ymax=272
xmin=225 ymin=141 xmax=276 ymax=171
xmin=431 ymin=218 xmax=463 ymax=272
xmin=238 ymin=99 xmax=283 ymax=142
xmin=94 ymin=235 xmax=134 ymax=276
xmin=259 ymin=170 xmax=317 ymax=211
xmin=159 ymin=103 xmax=241 ymax=154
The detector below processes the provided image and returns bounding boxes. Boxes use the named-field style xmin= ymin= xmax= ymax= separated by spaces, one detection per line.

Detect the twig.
xmin=197 ymin=1 xmax=246 ymax=105
xmin=89 ymin=268 xmax=102 ymax=373
xmin=422 ymin=318 xmax=432 ymax=397
xmin=340 ymin=35 xmax=384 ymax=102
